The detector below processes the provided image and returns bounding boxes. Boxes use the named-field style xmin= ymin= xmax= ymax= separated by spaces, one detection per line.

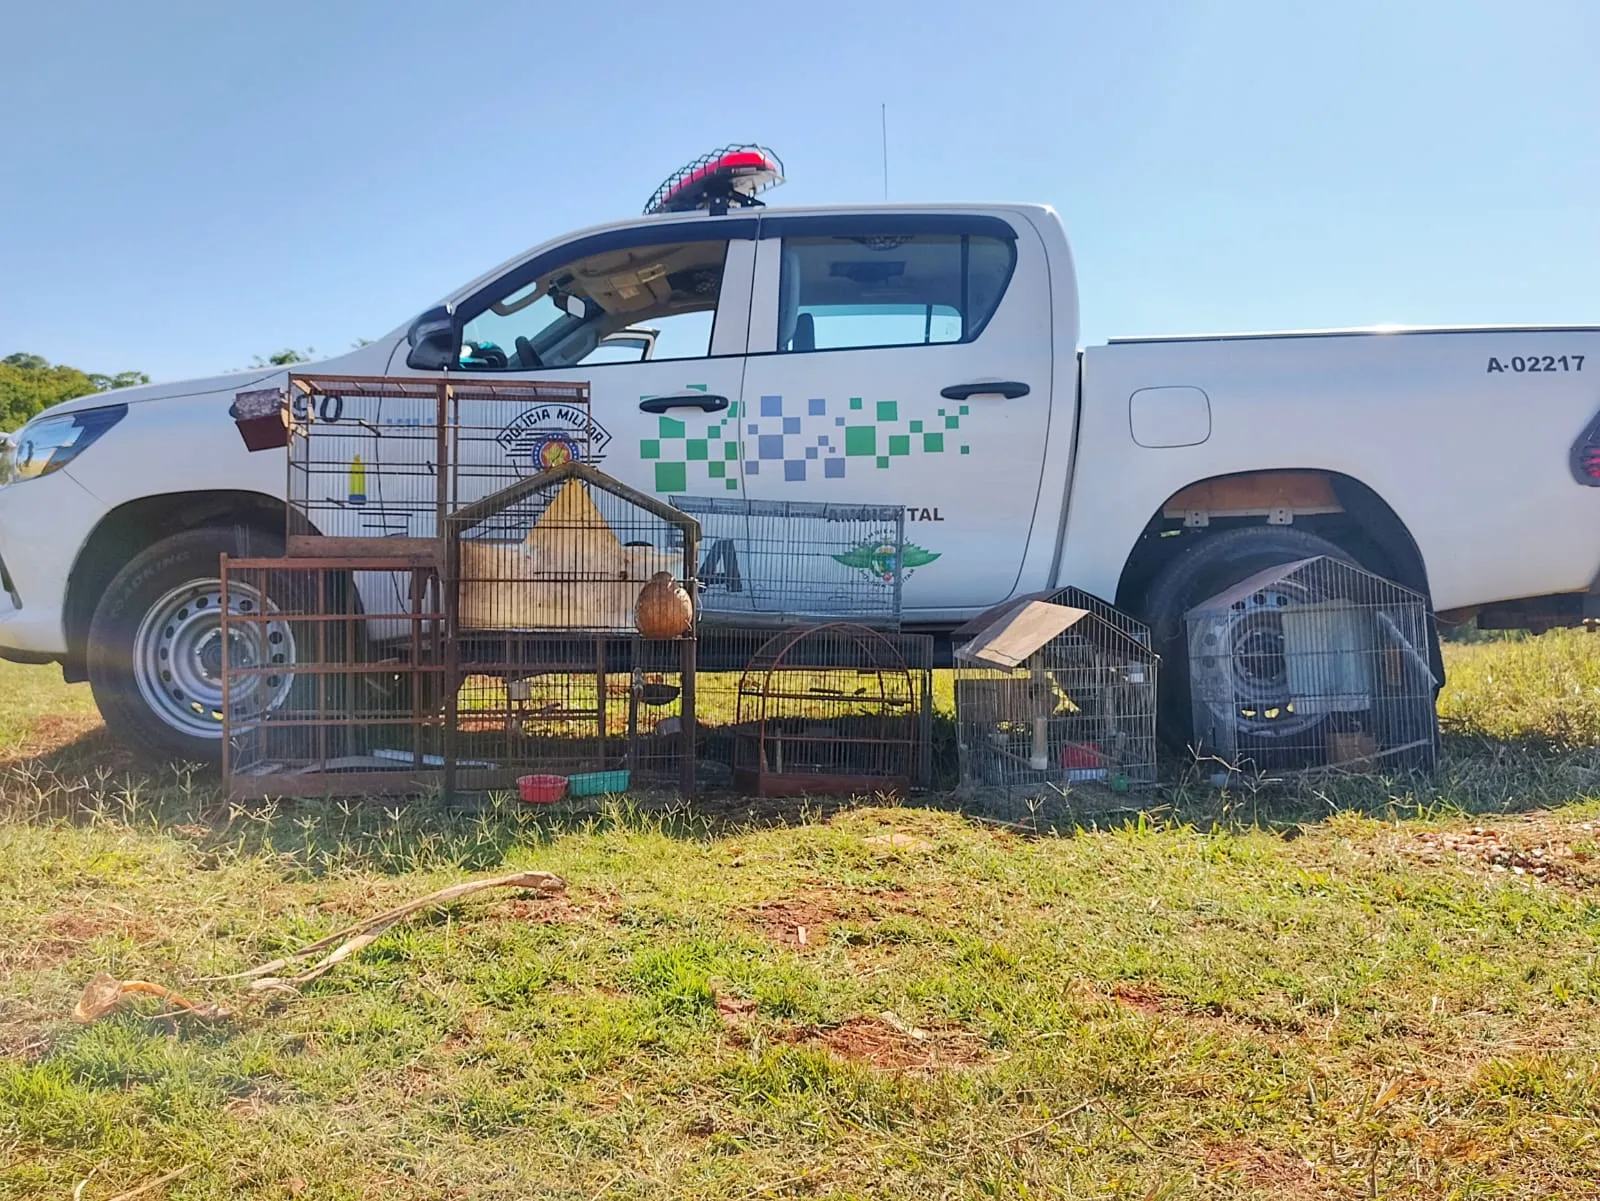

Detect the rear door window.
xmin=776 ymin=232 xmax=1015 ymax=353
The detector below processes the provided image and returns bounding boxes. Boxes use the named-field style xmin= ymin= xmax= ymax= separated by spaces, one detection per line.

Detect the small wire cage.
xmin=220 ymin=554 xmax=450 ymax=799
xmin=444 ymin=460 xmax=701 ymax=797
xmin=282 ymin=374 xmax=596 ymax=555
xmin=696 ymin=624 xmax=936 ymax=790
xmin=954 ymin=599 xmax=1158 ymax=820
xmin=671 ymin=496 xmax=907 ymax=628
xmin=731 ymin=623 xmax=920 ymax=797
xmin=1185 ymin=556 xmax=1438 ymax=773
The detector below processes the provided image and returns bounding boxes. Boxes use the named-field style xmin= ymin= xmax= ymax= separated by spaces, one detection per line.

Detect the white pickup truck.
xmin=5 ymin=194 xmax=1600 ymax=762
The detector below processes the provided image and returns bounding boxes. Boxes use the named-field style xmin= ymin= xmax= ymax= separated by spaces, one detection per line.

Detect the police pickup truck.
xmin=5 ymin=147 xmax=1600 ymax=761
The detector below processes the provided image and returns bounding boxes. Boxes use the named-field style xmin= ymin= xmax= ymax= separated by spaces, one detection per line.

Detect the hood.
xmin=25 ymin=340 xmax=398 ymax=422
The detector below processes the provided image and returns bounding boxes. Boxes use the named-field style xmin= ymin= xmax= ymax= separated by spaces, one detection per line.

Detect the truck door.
xmin=388 ymin=219 xmax=756 ymax=510
xmin=738 ymin=212 xmax=1053 ymax=613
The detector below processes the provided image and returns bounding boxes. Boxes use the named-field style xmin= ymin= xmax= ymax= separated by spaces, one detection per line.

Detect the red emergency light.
xmin=645 ymin=145 xmax=785 ymax=216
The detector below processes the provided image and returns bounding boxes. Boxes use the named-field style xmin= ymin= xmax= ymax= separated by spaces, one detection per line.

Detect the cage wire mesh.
xmin=728 ymin=623 xmax=922 ymax=797
xmin=449 ymin=632 xmax=693 ymax=798
xmin=220 ymin=555 xmax=450 ymax=799
xmin=285 ymin=374 xmax=597 ymax=551
xmin=696 ymin=623 xmax=936 ymax=791
xmin=1185 ymin=556 xmax=1438 ymax=773
xmin=954 ymin=598 xmax=1158 ymax=823
xmin=444 ymin=460 xmax=700 ymax=798
xmin=670 ymin=496 xmax=907 ymax=628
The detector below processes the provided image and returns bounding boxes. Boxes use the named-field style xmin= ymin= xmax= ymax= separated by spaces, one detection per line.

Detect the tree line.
xmin=1 ymin=349 xmax=317 ymax=431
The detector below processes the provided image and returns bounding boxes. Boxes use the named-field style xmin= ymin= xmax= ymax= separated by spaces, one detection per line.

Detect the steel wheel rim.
xmin=131 ymin=578 xmax=295 ymax=739
xmin=1192 ymin=582 xmax=1322 ymax=740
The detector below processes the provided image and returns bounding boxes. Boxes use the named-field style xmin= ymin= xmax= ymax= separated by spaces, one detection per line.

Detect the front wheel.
xmin=87 ymin=527 xmax=294 ymax=764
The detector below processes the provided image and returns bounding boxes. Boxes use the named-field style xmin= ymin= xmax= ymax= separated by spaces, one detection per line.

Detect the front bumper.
xmin=0 ymin=467 xmax=107 ymax=658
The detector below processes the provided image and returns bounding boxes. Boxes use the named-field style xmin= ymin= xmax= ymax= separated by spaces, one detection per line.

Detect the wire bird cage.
xmin=954 ymin=599 xmax=1158 ymax=819
xmin=696 ymin=623 xmax=936 ymax=791
xmin=444 ymin=460 xmax=700 ymax=797
xmin=1185 ymin=556 xmax=1438 ymax=772
xmin=731 ymin=623 xmax=920 ymax=797
xmin=670 ymin=496 xmax=907 ymax=628
xmin=281 ymin=374 xmax=596 ymax=556
xmin=220 ymin=554 xmax=451 ymax=799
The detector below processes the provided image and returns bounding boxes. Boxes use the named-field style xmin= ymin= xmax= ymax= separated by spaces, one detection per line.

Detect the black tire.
xmin=88 ymin=526 xmax=284 ymax=764
xmin=1138 ymin=526 xmax=1360 ymax=760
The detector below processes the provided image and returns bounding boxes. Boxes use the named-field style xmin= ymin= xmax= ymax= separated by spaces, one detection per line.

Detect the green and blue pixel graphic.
xmin=641 ymin=393 xmax=971 ymax=493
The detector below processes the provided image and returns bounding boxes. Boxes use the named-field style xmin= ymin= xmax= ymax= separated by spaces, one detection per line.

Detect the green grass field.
xmin=2 ymin=635 xmax=1599 ymax=1199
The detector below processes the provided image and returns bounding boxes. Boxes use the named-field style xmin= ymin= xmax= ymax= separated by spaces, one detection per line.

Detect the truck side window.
xmin=458 ymin=239 xmax=729 ymax=370
xmin=777 ymin=233 xmax=1015 ymax=353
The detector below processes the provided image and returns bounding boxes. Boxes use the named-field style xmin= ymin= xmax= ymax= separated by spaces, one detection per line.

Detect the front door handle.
xmin=940 ymin=381 xmax=1030 ymax=401
xmin=638 ymin=393 xmax=730 ymax=414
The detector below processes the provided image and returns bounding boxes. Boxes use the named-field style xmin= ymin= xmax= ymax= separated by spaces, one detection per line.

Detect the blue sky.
xmin=4 ymin=0 xmax=1600 ymax=383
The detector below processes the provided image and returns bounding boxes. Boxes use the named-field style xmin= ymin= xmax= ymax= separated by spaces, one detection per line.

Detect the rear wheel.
xmin=1140 ymin=526 xmax=1361 ymax=761
xmin=88 ymin=527 xmax=292 ymax=763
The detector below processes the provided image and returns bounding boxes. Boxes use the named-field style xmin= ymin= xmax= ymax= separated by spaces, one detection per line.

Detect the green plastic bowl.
xmin=567 ymin=770 xmax=630 ymax=797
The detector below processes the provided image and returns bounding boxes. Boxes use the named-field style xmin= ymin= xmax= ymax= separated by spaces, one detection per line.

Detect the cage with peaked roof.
xmin=954 ymin=597 xmax=1158 ymax=821
xmin=1185 ymin=556 xmax=1437 ymax=773
xmin=442 ymin=461 xmax=701 ymax=798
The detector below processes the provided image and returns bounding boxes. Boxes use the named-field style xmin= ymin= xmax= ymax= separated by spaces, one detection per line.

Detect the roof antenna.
xmin=880 ymin=103 xmax=889 ymax=201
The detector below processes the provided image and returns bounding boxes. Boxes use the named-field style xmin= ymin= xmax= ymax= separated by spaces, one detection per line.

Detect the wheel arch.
xmin=63 ymin=490 xmax=291 ymax=679
xmin=1113 ymin=469 xmax=1433 ymax=619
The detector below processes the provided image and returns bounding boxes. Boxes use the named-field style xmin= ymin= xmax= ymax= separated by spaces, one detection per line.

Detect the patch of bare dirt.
xmin=1202 ymin=1140 xmax=1322 ymax=1194
xmin=714 ymin=992 xmax=758 ymax=1039
xmin=739 ymin=894 xmax=844 ymax=950
xmin=492 ymin=890 xmax=616 ymax=926
xmin=1109 ymin=984 xmax=1168 ymax=1018
xmin=0 ymin=1027 xmax=51 ymax=1063
xmin=1106 ymin=984 xmax=1311 ymax=1046
xmin=790 ymin=1014 xmax=989 ymax=1072
xmin=1402 ymin=818 xmax=1599 ymax=888
xmin=2 ymin=910 xmax=158 ymax=972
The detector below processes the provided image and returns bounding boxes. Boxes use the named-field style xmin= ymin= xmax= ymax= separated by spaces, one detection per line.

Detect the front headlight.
xmin=1 ymin=404 xmax=127 ymax=486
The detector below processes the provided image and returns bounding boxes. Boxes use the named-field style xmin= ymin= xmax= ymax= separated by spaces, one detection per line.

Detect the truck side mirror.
xmin=405 ymin=305 xmax=462 ymax=371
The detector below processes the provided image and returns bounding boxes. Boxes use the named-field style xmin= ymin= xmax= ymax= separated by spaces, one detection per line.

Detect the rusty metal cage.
xmin=670 ymin=496 xmax=907 ymax=628
xmin=730 ymin=623 xmax=920 ymax=797
xmin=955 ymin=598 xmax=1158 ymax=820
xmin=220 ymin=554 xmax=450 ymax=799
xmin=282 ymin=374 xmax=595 ymax=559
xmin=1185 ymin=556 xmax=1438 ymax=773
xmin=444 ymin=460 xmax=701 ymax=797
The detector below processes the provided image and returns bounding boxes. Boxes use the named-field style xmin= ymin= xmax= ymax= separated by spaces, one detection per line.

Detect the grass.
xmin=2 ymin=637 xmax=1600 ymax=1198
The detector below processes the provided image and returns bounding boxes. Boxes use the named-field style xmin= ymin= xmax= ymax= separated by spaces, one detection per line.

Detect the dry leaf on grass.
xmin=73 ymin=973 xmax=231 ymax=1023
xmin=210 ymin=868 xmax=565 ymax=994
xmin=72 ymin=869 xmax=567 ymax=1022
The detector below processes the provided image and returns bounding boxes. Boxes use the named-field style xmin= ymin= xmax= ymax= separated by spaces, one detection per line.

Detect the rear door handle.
xmin=940 ymin=381 xmax=1029 ymax=401
xmin=638 ymin=392 xmax=730 ymax=414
